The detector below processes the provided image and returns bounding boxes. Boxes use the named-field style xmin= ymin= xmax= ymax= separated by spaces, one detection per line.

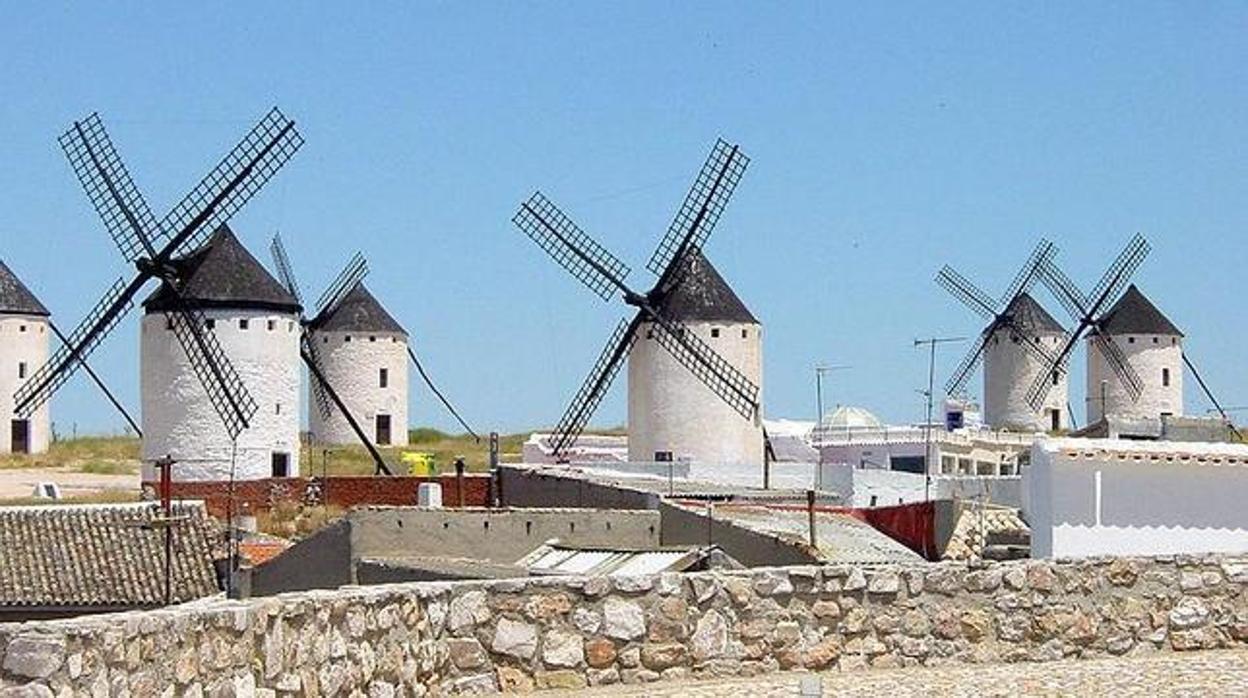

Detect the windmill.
xmin=1027 ymin=234 xmax=1151 ymax=419
xmin=270 ymin=234 xmax=397 ymax=475
xmin=513 ymin=139 xmax=771 ymax=467
xmin=14 ymin=109 xmax=303 ymax=463
xmin=936 ymin=240 xmax=1069 ymax=431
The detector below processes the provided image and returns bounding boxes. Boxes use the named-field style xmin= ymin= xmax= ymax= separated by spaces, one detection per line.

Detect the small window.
xmin=165 ymin=318 xmax=174 ymax=330
xmin=1171 ymin=337 xmax=1177 ymax=345
xmin=267 ymin=319 xmax=276 ymax=331
xmin=1051 ymin=372 xmax=1059 ymax=386
xmin=18 ymin=325 xmax=26 ymax=333
xmin=288 ymin=321 xmax=294 ymax=332
xmin=741 ymin=329 xmax=748 ymax=339
xmin=239 ymin=319 xmax=249 ymax=330
xmin=1152 ymin=337 xmax=1159 ymax=344
xmin=1127 ymin=337 xmax=1135 ymax=344
xmin=646 ymin=330 xmax=654 ymax=340
xmin=379 ymin=368 xmax=389 ymax=389
xmin=275 ymin=403 xmax=282 ymax=415
xmin=654 ymin=451 xmax=673 ymax=462
xmin=205 ymin=319 xmax=216 ymax=330
xmin=18 ymin=362 xmax=26 ymax=379
xmin=345 ymin=335 xmax=352 ymax=343
xmin=710 ymin=328 xmax=720 ymax=338
xmin=1162 ymin=367 xmax=1170 ymax=387
xmin=369 ymin=336 xmax=377 ymax=342
xmin=323 ymin=337 xmax=328 ymax=343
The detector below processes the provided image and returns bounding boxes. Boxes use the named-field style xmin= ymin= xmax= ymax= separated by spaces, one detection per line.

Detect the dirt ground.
xmin=0 ymin=466 xmax=139 ymax=501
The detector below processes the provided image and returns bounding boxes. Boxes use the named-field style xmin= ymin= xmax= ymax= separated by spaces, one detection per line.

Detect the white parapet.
xmin=1025 ymin=437 xmax=1248 ymax=558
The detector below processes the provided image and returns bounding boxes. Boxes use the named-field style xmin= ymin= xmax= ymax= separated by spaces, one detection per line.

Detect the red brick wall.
xmin=146 ymin=475 xmax=492 ymax=519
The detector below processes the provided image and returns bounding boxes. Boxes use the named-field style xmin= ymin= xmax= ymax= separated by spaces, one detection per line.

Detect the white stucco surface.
xmin=627 ymin=320 xmax=763 ymax=467
xmin=0 ymin=315 xmax=50 ymax=454
xmin=307 ymin=330 xmax=409 ymax=447
xmin=140 ymin=310 xmax=301 ymax=481
xmin=1025 ymin=438 xmax=1248 ymax=558
xmin=1086 ymin=335 xmax=1183 ymax=422
xmin=983 ymin=332 xmax=1068 ymax=431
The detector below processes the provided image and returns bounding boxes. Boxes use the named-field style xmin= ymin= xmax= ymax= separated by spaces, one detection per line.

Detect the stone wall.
xmin=3 ymin=556 xmax=1247 ymax=696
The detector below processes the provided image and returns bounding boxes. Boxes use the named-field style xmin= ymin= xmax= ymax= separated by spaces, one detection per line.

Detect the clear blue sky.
xmin=1 ymin=3 xmax=1245 ymax=436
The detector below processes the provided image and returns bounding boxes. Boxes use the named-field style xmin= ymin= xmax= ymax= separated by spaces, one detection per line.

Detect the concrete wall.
xmin=247 ymin=518 xmax=353 ymax=595
xmin=984 ymin=331 xmax=1068 ymax=431
xmin=1087 ymin=334 xmax=1183 ymax=423
xmin=1026 ymin=438 xmax=1248 ymax=558
xmin=348 ymin=508 xmax=661 ymax=564
xmin=140 ymin=309 xmax=301 ymax=481
xmin=498 ymin=466 xmax=661 ymax=512
xmin=308 ymin=329 xmax=409 ymax=447
xmin=820 ymin=464 xmax=1023 ymax=509
xmin=628 ymin=320 xmax=763 ymax=467
xmin=5 ymin=555 xmax=1247 ymax=695
xmin=658 ymin=501 xmax=818 ymax=567
xmin=0 ymin=315 xmax=49 ymax=454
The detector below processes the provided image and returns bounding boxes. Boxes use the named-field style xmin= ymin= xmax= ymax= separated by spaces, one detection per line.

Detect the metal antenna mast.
xmin=913 ymin=336 xmax=965 ymax=500
xmin=813 ymin=364 xmax=851 ymax=490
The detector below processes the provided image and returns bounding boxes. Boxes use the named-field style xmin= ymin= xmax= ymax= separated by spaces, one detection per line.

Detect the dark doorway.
xmin=1050 ymin=409 xmax=1061 ymax=431
xmin=10 ymin=420 xmax=29 ymax=454
xmin=375 ymin=414 xmax=392 ymax=446
xmin=271 ymin=452 xmax=290 ymax=478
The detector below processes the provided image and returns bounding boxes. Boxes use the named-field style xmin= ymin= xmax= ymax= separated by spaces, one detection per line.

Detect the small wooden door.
xmin=10 ymin=420 xmax=29 ymax=454
xmin=1050 ymin=409 xmax=1061 ymax=432
xmin=375 ymin=414 xmax=392 ymax=446
xmin=271 ymin=452 xmax=290 ymax=478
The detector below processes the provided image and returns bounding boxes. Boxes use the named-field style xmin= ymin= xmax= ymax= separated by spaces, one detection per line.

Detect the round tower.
xmin=982 ymin=293 xmax=1069 ymax=432
xmin=0 ymin=262 xmax=51 ymax=454
xmin=627 ymin=252 xmax=763 ymax=466
xmin=140 ymin=226 xmax=303 ymax=482
xmin=1086 ymin=284 xmax=1183 ymax=423
xmin=308 ymin=283 xmax=409 ymax=447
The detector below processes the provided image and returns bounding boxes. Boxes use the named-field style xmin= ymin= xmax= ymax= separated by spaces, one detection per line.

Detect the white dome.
xmin=821 ymin=406 xmax=883 ymax=430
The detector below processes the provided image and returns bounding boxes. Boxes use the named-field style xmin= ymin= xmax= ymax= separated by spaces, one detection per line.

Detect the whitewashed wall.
xmin=307 ymin=330 xmax=409 ymax=447
xmin=0 ymin=315 xmax=49 ymax=454
xmin=627 ymin=320 xmax=763 ymax=467
xmin=140 ymin=309 xmax=301 ymax=481
xmin=819 ymin=463 xmax=1023 ymax=508
xmin=1025 ymin=438 xmax=1248 ymax=558
xmin=1086 ymin=335 xmax=1183 ymax=422
xmin=983 ymin=332 xmax=1068 ymax=431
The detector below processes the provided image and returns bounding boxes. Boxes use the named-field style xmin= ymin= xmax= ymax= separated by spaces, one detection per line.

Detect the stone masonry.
xmin=2 ymin=555 xmax=1247 ymax=695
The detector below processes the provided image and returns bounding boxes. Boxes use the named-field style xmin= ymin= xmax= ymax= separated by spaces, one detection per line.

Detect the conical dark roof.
xmin=1096 ymin=284 xmax=1182 ymax=337
xmin=144 ymin=225 xmax=301 ymax=314
xmin=657 ymin=251 xmax=758 ymax=324
xmin=993 ymin=292 xmax=1063 ymax=336
xmin=0 ymin=261 xmax=49 ymax=317
xmin=311 ymin=282 xmax=406 ymax=335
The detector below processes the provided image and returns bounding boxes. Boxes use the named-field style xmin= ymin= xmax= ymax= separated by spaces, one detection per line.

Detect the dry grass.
xmin=256 ymin=499 xmax=347 ymax=539
xmin=0 ymin=436 xmax=140 ymax=473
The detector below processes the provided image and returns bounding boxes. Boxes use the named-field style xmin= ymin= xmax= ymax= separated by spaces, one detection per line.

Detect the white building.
xmin=1025 ymin=438 xmax=1248 ymax=558
xmin=140 ymin=226 xmax=302 ymax=482
xmin=814 ymin=405 xmax=1036 ymax=507
xmin=308 ymin=283 xmax=409 ymax=447
xmin=983 ymin=293 xmax=1069 ymax=432
xmin=0 ymin=262 xmax=50 ymax=454
xmin=1086 ymin=285 xmax=1183 ymax=423
xmin=627 ymin=252 xmax=764 ymax=467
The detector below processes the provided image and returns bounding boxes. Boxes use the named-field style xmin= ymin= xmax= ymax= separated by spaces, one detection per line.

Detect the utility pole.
xmin=813 ymin=364 xmax=851 ymax=490
xmin=913 ymin=336 xmax=965 ymax=501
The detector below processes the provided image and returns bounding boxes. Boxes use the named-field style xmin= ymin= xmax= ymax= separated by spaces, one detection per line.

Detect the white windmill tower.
xmin=0 ymin=261 xmax=51 ymax=454
xmin=1085 ymin=284 xmax=1183 ymax=422
xmin=141 ymin=225 xmax=303 ymax=481
xmin=514 ymin=139 xmax=770 ymax=468
xmin=937 ymin=241 xmax=1070 ymax=432
xmin=307 ymin=282 xmax=410 ymax=447
xmin=628 ymin=251 xmax=763 ymax=465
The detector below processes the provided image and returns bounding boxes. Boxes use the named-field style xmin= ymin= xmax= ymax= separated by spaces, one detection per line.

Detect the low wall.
xmin=3 ymin=555 xmax=1246 ymax=695
xmin=151 ymin=475 xmax=492 ymax=518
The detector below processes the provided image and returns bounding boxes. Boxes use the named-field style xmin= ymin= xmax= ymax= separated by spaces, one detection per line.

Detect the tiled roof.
xmin=711 ymin=504 xmax=924 ymax=565
xmin=0 ymin=260 xmax=49 ymax=317
xmin=144 ymin=225 xmax=301 ymax=314
xmin=0 ymin=501 xmax=221 ymax=609
xmin=311 ymin=282 xmax=406 ymax=335
xmin=657 ymin=250 xmax=758 ymax=324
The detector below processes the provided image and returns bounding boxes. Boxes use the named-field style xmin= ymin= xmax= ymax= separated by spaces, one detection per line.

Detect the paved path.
xmin=555 ymin=650 xmax=1248 ymax=697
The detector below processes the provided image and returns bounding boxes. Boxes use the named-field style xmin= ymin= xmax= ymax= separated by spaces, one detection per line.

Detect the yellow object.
xmin=401 ymin=451 xmax=437 ymax=476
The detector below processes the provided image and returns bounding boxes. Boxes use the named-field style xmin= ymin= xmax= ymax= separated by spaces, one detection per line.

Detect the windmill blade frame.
xmin=935 ymin=266 xmax=998 ymax=320
xmin=513 ymin=191 xmax=632 ymax=302
xmin=549 ymin=316 xmax=640 ymax=456
xmin=944 ymin=330 xmax=991 ymax=396
xmin=648 ymin=312 xmax=759 ymax=422
xmin=648 ymin=139 xmax=749 ymax=285
xmin=59 ymin=113 xmax=161 ymax=262
xmin=164 ymin=299 xmax=259 ymax=440
xmin=270 ymin=234 xmax=334 ymax=421
xmin=997 ymin=239 xmax=1057 ymax=309
xmin=1089 ymin=330 xmax=1145 ymax=401
xmin=315 ymin=252 xmax=368 ymax=319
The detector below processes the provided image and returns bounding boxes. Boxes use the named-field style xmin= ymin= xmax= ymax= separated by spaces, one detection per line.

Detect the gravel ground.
xmin=0 ymin=466 xmax=137 ymax=499
xmin=553 ymin=650 xmax=1248 ymax=697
